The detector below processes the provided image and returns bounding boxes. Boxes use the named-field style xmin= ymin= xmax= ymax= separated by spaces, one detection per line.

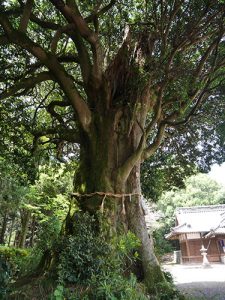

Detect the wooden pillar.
xmin=185 ymin=233 xmax=191 ymax=262
xmin=200 ymin=232 xmax=203 ymax=245
xmin=216 ymin=238 xmax=221 ymax=261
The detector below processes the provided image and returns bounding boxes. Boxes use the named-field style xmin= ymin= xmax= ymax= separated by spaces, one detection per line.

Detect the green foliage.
xmin=14 ymin=163 xmax=75 ymax=275
xmin=0 ymin=246 xmax=29 ymax=271
xmin=89 ymin=273 xmax=147 ymax=300
xmin=52 ymin=284 xmax=64 ymax=300
xmin=116 ymin=231 xmax=141 ymax=260
xmin=26 ymin=163 xmax=74 ymax=251
xmin=155 ymin=271 xmax=185 ymax=300
xmin=158 ymin=173 xmax=225 ymax=229
xmin=58 ymin=213 xmax=110 ymax=284
xmin=58 ymin=213 xmax=118 ymax=284
xmin=0 ymin=253 xmax=11 ymax=298
xmin=0 ymin=157 xmax=26 ymax=214
xmin=0 ymin=246 xmax=28 ymax=259
xmin=30 ymin=163 xmax=73 ymax=217
xmin=0 ymin=246 xmax=30 ymax=297
xmin=54 ymin=212 xmax=148 ymax=300
xmin=141 ymin=154 xmax=196 ymax=201
xmin=153 ymin=228 xmax=176 ymax=257
xmin=0 ymin=160 xmax=75 ymax=283
xmin=37 ymin=216 xmax=62 ymax=253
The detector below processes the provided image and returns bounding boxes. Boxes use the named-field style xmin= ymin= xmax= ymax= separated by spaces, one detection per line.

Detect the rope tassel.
xmin=100 ymin=194 xmax=107 ymax=213
xmin=122 ymin=196 xmax=126 ymax=215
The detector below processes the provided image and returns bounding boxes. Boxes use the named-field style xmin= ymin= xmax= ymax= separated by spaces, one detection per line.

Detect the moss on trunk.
xmin=75 ymin=112 xmax=167 ymax=294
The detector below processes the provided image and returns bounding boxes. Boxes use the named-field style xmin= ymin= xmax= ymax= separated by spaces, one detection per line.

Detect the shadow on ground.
xmin=163 ymin=264 xmax=225 ymax=300
xmin=178 ymin=281 xmax=225 ymax=300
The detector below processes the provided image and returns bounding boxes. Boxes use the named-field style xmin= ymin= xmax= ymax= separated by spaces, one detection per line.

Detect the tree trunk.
xmin=19 ymin=210 xmax=31 ymax=248
xmin=29 ymin=215 xmax=36 ymax=247
xmin=125 ymin=166 xmax=165 ymax=292
xmin=14 ymin=230 xmax=19 ymax=247
xmin=74 ymin=109 xmax=166 ymax=293
xmin=0 ymin=213 xmax=8 ymax=245
xmin=8 ymin=216 xmax=15 ymax=247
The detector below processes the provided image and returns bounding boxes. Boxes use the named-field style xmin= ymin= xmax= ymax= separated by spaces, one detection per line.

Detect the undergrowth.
xmin=4 ymin=212 xmax=185 ymax=300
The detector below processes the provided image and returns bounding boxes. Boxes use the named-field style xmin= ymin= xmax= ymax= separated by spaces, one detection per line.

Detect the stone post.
xmin=200 ymin=245 xmax=210 ymax=268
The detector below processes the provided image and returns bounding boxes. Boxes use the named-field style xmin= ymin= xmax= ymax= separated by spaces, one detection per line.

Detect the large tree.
xmin=1 ymin=0 xmax=225 ymax=290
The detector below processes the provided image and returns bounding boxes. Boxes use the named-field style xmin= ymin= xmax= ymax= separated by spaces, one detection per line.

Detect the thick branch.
xmin=26 ymin=54 xmax=79 ymax=76
xmin=30 ymin=13 xmax=60 ymax=30
xmin=32 ymin=127 xmax=80 ymax=143
xmin=19 ymin=0 xmax=34 ymax=32
xmin=164 ymin=86 xmax=208 ymax=127
xmin=58 ymin=54 xmax=79 ymax=63
xmin=117 ymin=131 xmax=146 ymax=184
xmin=163 ymin=0 xmax=183 ymax=46
xmin=193 ymin=39 xmax=220 ymax=79
xmin=85 ymin=0 xmax=116 ymax=23
xmin=51 ymin=24 xmax=74 ymax=53
xmin=142 ymin=123 xmax=166 ymax=160
xmin=146 ymin=93 xmax=162 ymax=137
xmin=49 ymin=0 xmax=98 ymax=44
xmin=66 ymin=29 xmax=92 ymax=86
xmin=50 ymin=0 xmax=103 ymax=83
xmin=32 ymin=85 xmax=56 ymax=126
xmin=0 ymin=72 xmax=52 ymax=100
xmin=6 ymin=3 xmax=60 ymax=30
xmin=31 ymin=126 xmax=80 ymax=155
xmin=47 ymin=100 xmax=70 ymax=125
xmin=0 ymin=14 xmax=92 ymax=131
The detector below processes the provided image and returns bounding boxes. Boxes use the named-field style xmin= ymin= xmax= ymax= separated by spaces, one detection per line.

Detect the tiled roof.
xmin=176 ymin=204 xmax=225 ymax=215
xmin=166 ymin=204 xmax=225 ymax=239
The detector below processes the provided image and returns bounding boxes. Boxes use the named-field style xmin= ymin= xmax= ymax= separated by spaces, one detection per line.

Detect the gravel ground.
xmin=163 ymin=264 xmax=225 ymax=299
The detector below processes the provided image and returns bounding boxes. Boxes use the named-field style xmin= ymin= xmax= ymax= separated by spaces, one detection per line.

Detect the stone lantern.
xmin=200 ymin=245 xmax=210 ymax=267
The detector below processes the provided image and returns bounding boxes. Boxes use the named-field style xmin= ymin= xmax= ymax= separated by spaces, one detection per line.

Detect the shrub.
xmin=0 ymin=246 xmax=30 ymax=298
xmin=0 ymin=246 xmax=29 ymax=259
xmin=55 ymin=212 xmax=149 ymax=300
xmin=89 ymin=271 xmax=148 ymax=300
xmin=37 ymin=215 xmax=62 ymax=252
xmin=58 ymin=213 xmax=111 ymax=284
xmin=154 ymin=271 xmax=185 ymax=300
xmin=153 ymin=228 xmax=176 ymax=258
xmin=0 ymin=246 xmax=29 ymax=276
xmin=0 ymin=253 xmax=11 ymax=298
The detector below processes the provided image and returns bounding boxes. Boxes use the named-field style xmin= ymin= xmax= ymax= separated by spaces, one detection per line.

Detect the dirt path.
xmin=163 ymin=264 xmax=225 ymax=299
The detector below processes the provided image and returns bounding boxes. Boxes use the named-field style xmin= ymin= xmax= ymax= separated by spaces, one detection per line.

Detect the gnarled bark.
xmin=73 ymin=109 xmax=166 ymax=292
